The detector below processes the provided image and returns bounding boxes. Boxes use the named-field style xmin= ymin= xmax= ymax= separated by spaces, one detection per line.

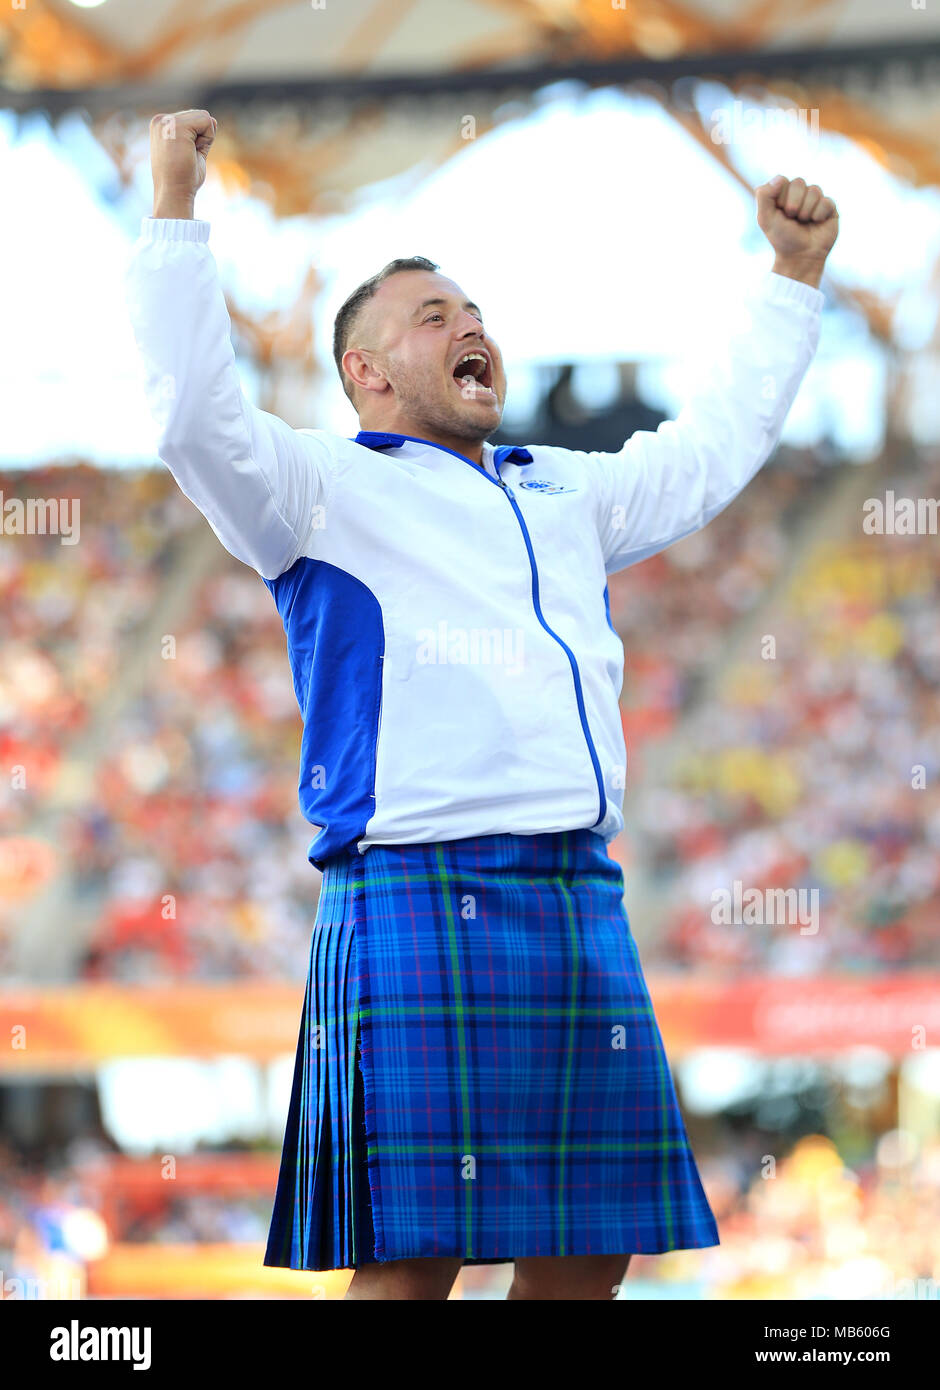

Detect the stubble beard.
xmin=392 ymin=367 xmax=502 ymax=444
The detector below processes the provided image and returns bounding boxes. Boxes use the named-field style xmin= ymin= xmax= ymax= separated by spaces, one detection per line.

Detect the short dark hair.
xmin=332 ymin=256 xmax=439 ymax=404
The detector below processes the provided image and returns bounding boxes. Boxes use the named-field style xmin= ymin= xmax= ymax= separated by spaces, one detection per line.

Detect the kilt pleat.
xmin=263 ymin=889 xmax=372 ymax=1272
xmin=264 ymin=829 xmax=719 ymax=1272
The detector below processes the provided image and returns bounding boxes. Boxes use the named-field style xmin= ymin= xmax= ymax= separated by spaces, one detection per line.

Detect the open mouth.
xmin=452 ymin=351 xmax=495 ymax=397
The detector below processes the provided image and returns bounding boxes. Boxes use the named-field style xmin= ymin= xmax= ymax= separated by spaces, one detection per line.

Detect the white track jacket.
xmin=124 ymin=217 xmax=824 ymax=867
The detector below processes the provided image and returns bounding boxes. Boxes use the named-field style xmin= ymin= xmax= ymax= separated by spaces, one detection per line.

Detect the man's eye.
xmin=424 ymin=313 xmax=444 ymax=323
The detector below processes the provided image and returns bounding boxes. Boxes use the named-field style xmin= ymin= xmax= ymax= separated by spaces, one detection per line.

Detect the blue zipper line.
xmin=488 ymin=449 xmax=607 ymax=830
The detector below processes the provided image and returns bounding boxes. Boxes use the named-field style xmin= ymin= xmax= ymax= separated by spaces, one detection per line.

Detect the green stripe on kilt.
xmin=557 ymin=836 xmax=578 ymax=1257
xmin=369 ymin=1140 xmax=693 ymax=1155
xmin=358 ymin=1003 xmax=653 ymax=1019
xmin=434 ymin=845 xmax=475 ymax=1260
xmin=347 ymin=871 xmax=619 ymax=892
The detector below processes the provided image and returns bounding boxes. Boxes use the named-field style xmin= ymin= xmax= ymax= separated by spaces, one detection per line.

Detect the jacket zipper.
xmin=484 ymin=463 xmax=607 ymax=830
xmin=355 ymin=434 xmax=609 ymax=829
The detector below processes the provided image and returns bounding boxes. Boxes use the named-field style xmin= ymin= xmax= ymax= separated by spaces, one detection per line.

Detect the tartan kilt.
xmin=263 ymin=829 xmax=719 ymax=1272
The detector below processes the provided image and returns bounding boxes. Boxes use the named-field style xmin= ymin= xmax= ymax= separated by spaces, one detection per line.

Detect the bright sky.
xmin=2 ymin=85 xmax=939 ymax=467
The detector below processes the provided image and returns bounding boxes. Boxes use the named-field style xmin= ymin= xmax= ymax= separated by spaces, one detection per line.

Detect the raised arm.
xmin=124 ymin=109 xmax=331 ymax=580
xmin=591 ymin=176 xmax=838 ymax=574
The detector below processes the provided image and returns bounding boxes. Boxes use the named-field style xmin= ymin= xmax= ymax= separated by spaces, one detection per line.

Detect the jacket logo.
xmin=518 ymin=479 xmax=576 ymax=494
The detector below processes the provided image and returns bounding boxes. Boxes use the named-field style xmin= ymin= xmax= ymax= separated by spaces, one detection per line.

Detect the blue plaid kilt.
xmin=263 ymin=829 xmax=719 ymax=1271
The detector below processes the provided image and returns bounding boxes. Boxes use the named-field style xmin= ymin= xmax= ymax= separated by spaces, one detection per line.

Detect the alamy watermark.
xmin=711 ymin=880 xmax=820 ymax=935
xmin=415 ymin=623 xmax=525 ymax=675
xmin=49 ymin=1320 xmax=151 ymax=1369
xmin=875 ymin=1276 xmax=938 ymax=1300
xmin=709 ymin=99 xmax=820 ymax=147
xmin=0 ymin=494 xmax=79 ymax=545
xmin=862 ymin=491 xmax=939 ymax=535
xmin=2 ymin=1268 xmax=83 ymax=1299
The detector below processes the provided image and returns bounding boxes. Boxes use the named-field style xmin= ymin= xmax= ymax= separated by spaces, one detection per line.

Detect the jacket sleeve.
xmin=585 ymin=270 xmax=825 ymax=574
xmin=124 ymin=216 xmax=333 ymax=580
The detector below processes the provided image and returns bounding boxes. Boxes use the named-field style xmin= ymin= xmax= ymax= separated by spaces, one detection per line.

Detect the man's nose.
xmin=456 ymin=312 xmax=485 ymax=338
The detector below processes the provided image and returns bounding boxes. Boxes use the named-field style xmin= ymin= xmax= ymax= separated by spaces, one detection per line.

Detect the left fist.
xmin=756 ymin=175 xmax=839 ymax=265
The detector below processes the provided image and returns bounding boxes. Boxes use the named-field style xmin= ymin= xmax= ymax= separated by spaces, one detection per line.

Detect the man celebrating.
xmin=125 ymin=109 xmax=837 ymax=1300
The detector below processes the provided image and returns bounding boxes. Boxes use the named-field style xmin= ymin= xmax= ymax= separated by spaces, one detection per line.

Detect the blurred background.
xmin=1 ymin=0 xmax=939 ymax=1300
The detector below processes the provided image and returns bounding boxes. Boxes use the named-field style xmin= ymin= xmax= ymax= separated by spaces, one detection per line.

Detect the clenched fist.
xmin=756 ymin=175 xmax=838 ymax=288
xmin=150 ymin=109 xmax=218 ymax=219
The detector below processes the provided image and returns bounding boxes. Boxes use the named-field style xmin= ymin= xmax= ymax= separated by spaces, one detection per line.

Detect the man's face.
xmin=351 ymin=270 xmax=507 ymax=442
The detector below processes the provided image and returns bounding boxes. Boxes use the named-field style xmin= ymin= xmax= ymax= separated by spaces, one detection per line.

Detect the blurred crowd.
xmin=74 ymin=560 xmax=318 ymax=982
xmin=630 ymin=450 xmax=940 ymax=975
xmin=0 ymin=1137 xmax=107 ymax=1299
xmin=1 ymin=442 xmax=937 ymax=980
xmin=607 ymin=445 xmax=830 ymax=742
xmin=0 ymin=467 xmax=191 ymax=960
xmin=0 ymin=464 xmax=315 ymax=981
xmin=638 ymin=1132 xmax=940 ymax=1301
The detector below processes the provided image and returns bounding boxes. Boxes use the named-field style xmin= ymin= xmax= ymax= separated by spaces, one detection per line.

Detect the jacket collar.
xmin=352 ymin=430 xmax=533 ymax=468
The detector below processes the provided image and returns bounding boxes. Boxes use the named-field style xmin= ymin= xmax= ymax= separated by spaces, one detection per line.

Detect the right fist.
xmin=150 ymin=109 xmax=217 ymax=208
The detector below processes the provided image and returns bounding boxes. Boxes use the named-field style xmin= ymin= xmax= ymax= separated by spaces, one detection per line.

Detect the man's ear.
xmin=343 ymin=348 xmax=389 ymax=396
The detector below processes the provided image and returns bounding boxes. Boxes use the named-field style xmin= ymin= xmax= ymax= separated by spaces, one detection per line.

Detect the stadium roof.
xmin=3 ymin=0 xmax=940 ymax=216
xmin=2 ymin=1 xmax=939 ymax=458
xmin=4 ymin=0 xmax=940 ymax=90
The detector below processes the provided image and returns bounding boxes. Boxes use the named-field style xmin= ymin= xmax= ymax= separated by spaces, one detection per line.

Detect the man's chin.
xmin=406 ymin=391 xmax=504 ymax=444
xmin=454 ymin=395 xmax=503 ymax=437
